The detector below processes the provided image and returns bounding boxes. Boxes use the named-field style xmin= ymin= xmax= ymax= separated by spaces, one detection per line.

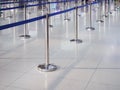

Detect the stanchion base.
xmin=29 ymin=12 xmax=31 ymax=14
xmin=64 ymin=18 xmax=71 ymax=21
xmin=49 ymin=25 xmax=53 ymax=28
xmin=7 ymin=16 xmax=13 ymax=18
xmin=19 ymin=35 xmax=31 ymax=39
xmin=38 ymin=64 xmax=57 ymax=72
xmin=86 ymin=27 xmax=95 ymax=31
xmin=114 ymin=7 xmax=120 ymax=11
xmin=108 ymin=12 xmax=112 ymax=14
xmin=96 ymin=20 xmax=104 ymax=23
xmin=117 ymin=7 xmax=120 ymax=9
xmin=70 ymin=39 xmax=83 ymax=43
xmin=104 ymin=15 xmax=108 ymax=18
xmin=102 ymin=15 xmax=108 ymax=18
xmin=78 ymin=14 xmax=81 ymax=17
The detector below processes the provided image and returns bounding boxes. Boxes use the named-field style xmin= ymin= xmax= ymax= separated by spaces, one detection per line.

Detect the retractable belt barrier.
xmin=0 ymin=3 xmax=47 ymax=11
xmin=0 ymin=0 xmax=75 ymax=5
xmin=0 ymin=0 xmax=83 ymax=11
xmin=0 ymin=1 xmax=98 ymax=31
xmin=0 ymin=0 xmax=38 ymax=5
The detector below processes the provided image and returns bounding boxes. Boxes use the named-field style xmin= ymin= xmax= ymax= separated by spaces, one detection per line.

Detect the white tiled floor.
xmin=1 ymin=1 xmax=120 ymax=90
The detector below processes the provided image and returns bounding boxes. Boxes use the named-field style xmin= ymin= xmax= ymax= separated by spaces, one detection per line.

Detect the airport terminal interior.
xmin=0 ymin=0 xmax=120 ymax=90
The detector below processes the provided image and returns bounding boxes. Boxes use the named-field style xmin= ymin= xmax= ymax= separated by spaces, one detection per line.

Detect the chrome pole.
xmin=19 ymin=3 xmax=31 ymax=39
xmin=8 ymin=1 xmax=12 ymax=18
xmin=103 ymin=0 xmax=108 ymax=17
xmin=70 ymin=1 xmax=82 ymax=43
xmin=96 ymin=2 xmax=104 ymax=23
xmin=48 ymin=1 xmax=53 ymax=27
xmin=38 ymin=13 xmax=57 ymax=72
xmin=0 ymin=0 xmax=2 ymax=17
xmin=64 ymin=0 xmax=70 ymax=21
xmin=107 ymin=0 xmax=112 ymax=14
xmin=86 ymin=2 xmax=95 ymax=31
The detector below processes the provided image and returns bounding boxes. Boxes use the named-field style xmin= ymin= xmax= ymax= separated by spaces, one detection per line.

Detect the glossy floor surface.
xmin=0 ymin=2 xmax=120 ymax=90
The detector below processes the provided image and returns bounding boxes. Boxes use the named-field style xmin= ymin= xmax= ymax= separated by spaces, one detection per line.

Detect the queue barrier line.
xmin=0 ymin=0 xmax=76 ymax=11
xmin=0 ymin=0 xmax=38 ymax=5
xmin=0 ymin=0 xmax=74 ymax=5
xmin=1 ymin=6 xmax=24 ymax=11
xmin=0 ymin=15 xmax=46 ymax=30
xmin=49 ymin=7 xmax=75 ymax=17
xmin=0 ymin=2 xmax=47 ymax=11
xmin=0 ymin=1 xmax=98 ymax=31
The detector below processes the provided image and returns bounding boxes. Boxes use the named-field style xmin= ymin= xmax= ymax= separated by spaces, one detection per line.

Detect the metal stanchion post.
xmin=70 ymin=2 xmax=82 ymax=43
xmin=8 ymin=1 xmax=12 ymax=18
xmin=103 ymin=0 xmax=108 ymax=17
xmin=40 ymin=1 xmax=44 ymax=16
xmin=96 ymin=2 xmax=104 ymax=23
xmin=116 ymin=0 xmax=120 ymax=9
xmin=114 ymin=0 xmax=117 ymax=11
xmin=0 ymin=0 xmax=1 ymax=17
xmin=19 ymin=3 xmax=31 ymax=39
xmin=113 ymin=0 xmax=120 ymax=11
xmin=0 ymin=12 xmax=2 ymax=17
xmin=38 ymin=13 xmax=57 ymax=72
xmin=13 ymin=1 xmax=16 ymax=20
xmin=0 ymin=2 xmax=2 ymax=17
xmin=67 ymin=0 xmax=71 ymax=20
xmin=64 ymin=0 xmax=70 ymax=21
xmin=75 ymin=0 xmax=82 ymax=16
xmin=48 ymin=1 xmax=53 ymax=27
xmin=86 ymin=2 xmax=95 ymax=31
xmin=107 ymin=0 xmax=112 ymax=14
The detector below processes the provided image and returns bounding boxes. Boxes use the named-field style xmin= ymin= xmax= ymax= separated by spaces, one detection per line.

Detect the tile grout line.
xmin=83 ymin=57 xmax=103 ymax=90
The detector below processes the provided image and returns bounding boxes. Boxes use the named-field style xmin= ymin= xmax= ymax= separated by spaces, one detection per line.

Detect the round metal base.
xmin=108 ymin=12 xmax=112 ymax=14
xmin=102 ymin=14 xmax=108 ymax=18
xmin=38 ymin=64 xmax=57 ymax=72
xmin=49 ymin=25 xmax=53 ymax=28
xmin=7 ymin=16 xmax=13 ymax=18
xmin=70 ymin=39 xmax=83 ymax=43
xmin=117 ymin=7 xmax=120 ymax=9
xmin=78 ymin=14 xmax=81 ymax=16
xmin=86 ymin=27 xmax=95 ymax=31
xmin=114 ymin=7 xmax=120 ymax=11
xmin=19 ymin=35 xmax=31 ymax=39
xmin=29 ymin=12 xmax=31 ymax=14
xmin=96 ymin=20 xmax=104 ymax=23
xmin=104 ymin=15 xmax=108 ymax=18
xmin=64 ymin=18 xmax=71 ymax=21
